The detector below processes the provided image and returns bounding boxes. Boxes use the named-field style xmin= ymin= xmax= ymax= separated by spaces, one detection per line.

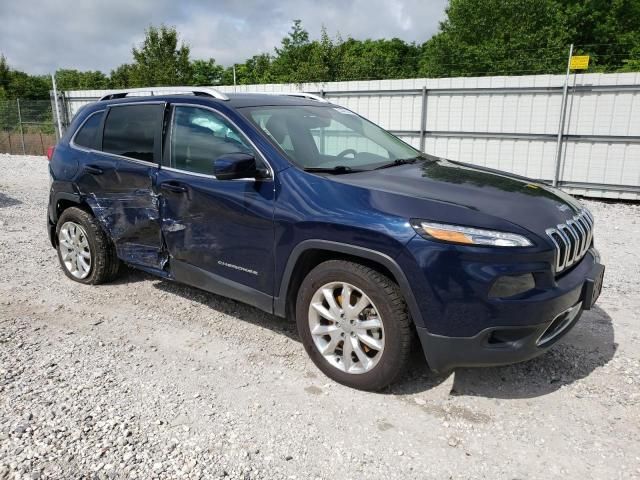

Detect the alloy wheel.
xmin=58 ymin=221 xmax=92 ymax=279
xmin=308 ymin=281 xmax=385 ymax=374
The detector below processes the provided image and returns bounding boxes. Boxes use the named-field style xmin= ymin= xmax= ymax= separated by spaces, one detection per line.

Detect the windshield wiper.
xmin=374 ymin=156 xmax=422 ymax=170
xmin=303 ymin=165 xmax=363 ymax=174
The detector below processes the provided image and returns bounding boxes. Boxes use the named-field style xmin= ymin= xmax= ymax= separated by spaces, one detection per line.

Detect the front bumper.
xmin=401 ymin=239 xmax=604 ymax=373
xmin=417 ymin=299 xmax=586 ymax=373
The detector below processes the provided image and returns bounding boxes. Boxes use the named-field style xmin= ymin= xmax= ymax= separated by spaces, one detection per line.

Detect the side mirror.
xmin=214 ymin=153 xmax=261 ymax=180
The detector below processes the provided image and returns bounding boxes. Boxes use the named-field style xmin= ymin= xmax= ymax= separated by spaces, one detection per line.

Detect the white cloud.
xmin=0 ymin=0 xmax=447 ymax=74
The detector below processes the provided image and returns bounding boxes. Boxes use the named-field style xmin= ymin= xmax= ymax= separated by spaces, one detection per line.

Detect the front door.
xmin=157 ymin=104 xmax=275 ymax=309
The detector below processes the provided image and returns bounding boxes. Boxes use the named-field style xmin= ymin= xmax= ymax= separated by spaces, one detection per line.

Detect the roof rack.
xmin=258 ymin=92 xmax=329 ymax=103
xmin=98 ymin=86 xmax=229 ymax=102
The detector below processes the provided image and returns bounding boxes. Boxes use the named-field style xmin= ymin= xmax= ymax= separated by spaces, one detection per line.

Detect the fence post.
xmin=419 ymin=86 xmax=427 ymax=152
xmin=16 ymin=98 xmax=26 ymax=155
xmin=553 ymin=44 xmax=573 ymax=187
xmin=233 ymin=65 xmax=237 ymax=92
xmin=51 ymin=73 xmax=63 ymax=139
xmin=59 ymin=94 xmax=70 ymax=130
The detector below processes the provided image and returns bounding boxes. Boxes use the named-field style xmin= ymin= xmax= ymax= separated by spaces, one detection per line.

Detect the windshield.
xmin=242 ymin=105 xmax=421 ymax=171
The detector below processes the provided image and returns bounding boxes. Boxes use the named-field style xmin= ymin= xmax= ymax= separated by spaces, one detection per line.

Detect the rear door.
xmin=71 ymin=109 xmax=121 ymax=214
xmin=82 ymin=102 xmax=166 ymax=270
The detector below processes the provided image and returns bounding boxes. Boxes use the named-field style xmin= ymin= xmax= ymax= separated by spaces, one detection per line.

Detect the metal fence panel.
xmin=62 ymin=72 xmax=640 ymax=200
xmin=0 ymin=99 xmax=57 ymax=156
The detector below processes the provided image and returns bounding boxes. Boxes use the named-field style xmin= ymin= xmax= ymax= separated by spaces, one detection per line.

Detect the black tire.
xmin=296 ymin=260 xmax=412 ymax=391
xmin=55 ymin=206 xmax=120 ymax=285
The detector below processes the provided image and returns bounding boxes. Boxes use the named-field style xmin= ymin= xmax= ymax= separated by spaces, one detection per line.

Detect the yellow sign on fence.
xmin=570 ymin=55 xmax=590 ymax=70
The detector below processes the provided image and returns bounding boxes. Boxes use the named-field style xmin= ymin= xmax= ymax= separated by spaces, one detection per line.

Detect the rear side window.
xmin=103 ymin=104 xmax=163 ymax=162
xmin=73 ymin=111 xmax=103 ymax=149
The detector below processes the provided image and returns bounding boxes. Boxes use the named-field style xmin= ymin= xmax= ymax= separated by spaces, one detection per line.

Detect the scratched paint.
xmin=85 ymin=190 xmax=166 ymax=270
xmin=164 ymin=221 xmax=186 ymax=232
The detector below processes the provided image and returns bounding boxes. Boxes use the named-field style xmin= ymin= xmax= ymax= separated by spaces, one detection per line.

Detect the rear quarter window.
xmin=102 ymin=104 xmax=163 ymax=162
xmin=73 ymin=111 xmax=103 ymax=150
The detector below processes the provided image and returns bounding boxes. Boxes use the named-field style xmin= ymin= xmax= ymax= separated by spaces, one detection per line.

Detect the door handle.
xmin=85 ymin=165 xmax=104 ymax=175
xmin=160 ymin=181 xmax=187 ymax=193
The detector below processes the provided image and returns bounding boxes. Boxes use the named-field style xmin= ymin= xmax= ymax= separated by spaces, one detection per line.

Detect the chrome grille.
xmin=546 ymin=209 xmax=594 ymax=273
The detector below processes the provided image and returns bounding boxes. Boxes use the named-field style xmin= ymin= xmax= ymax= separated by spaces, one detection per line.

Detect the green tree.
xmin=55 ymin=69 xmax=109 ymax=90
xmin=6 ymin=71 xmax=50 ymax=99
xmin=559 ymin=0 xmax=640 ymax=71
xmin=0 ymin=55 xmax=9 ymax=99
xmin=618 ymin=46 xmax=640 ymax=71
xmin=228 ymin=53 xmax=275 ymax=85
xmin=271 ymin=19 xmax=315 ymax=82
xmin=190 ymin=58 xmax=224 ymax=85
xmin=419 ymin=0 xmax=640 ymax=77
xmin=305 ymin=27 xmax=339 ymax=82
xmin=277 ymin=19 xmax=309 ymax=55
xmin=268 ymin=21 xmax=347 ymax=83
xmin=419 ymin=0 xmax=569 ymax=77
xmin=129 ymin=25 xmax=193 ymax=86
xmin=109 ymin=64 xmax=135 ymax=88
xmin=0 ymin=55 xmax=50 ymax=99
xmin=2 ymin=8 xmax=638 ymax=101
xmin=245 ymin=53 xmax=275 ymax=83
xmin=337 ymin=37 xmax=420 ymax=80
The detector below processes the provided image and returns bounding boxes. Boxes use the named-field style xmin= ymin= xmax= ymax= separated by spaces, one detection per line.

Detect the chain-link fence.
xmin=0 ymin=98 xmax=58 ymax=155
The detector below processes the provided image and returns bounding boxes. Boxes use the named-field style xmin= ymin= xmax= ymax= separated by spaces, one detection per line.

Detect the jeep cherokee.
xmin=47 ymin=87 xmax=605 ymax=391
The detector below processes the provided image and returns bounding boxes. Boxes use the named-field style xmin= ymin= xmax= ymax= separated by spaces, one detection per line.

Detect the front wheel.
xmin=296 ymin=260 xmax=412 ymax=391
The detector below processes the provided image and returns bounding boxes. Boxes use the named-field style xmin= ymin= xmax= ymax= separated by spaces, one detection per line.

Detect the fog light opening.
xmin=487 ymin=328 xmax=536 ymax=346
xmin=489 ymin=273 xmax=536 ymax=299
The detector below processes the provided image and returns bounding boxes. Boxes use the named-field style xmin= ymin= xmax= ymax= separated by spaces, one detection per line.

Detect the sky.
xmin=0 ymin=0 xmax=448 ymax=75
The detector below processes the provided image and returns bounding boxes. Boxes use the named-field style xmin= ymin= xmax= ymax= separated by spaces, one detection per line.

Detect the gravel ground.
xmin=0 ymin=154 xmax=639 ymax=480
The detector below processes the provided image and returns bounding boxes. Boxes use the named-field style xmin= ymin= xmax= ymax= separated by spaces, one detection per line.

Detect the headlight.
xmin=411 ymin=220 xmax=533 ymax=247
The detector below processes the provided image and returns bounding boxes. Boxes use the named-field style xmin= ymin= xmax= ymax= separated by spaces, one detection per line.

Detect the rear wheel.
xmin=55 ymin=207 xmax=120 ymax=284
xmin=296 ymin=260 xmax=412 ymax=391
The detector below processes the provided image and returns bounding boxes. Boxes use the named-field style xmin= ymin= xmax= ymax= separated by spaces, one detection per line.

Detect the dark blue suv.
xmin=47 ymin=87 xmax=605 ymax=390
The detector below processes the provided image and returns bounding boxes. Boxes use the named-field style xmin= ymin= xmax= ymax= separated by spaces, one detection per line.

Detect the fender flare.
xmin=50 ymin=192 xmax=83 ymax=219
xmin=48 ymin=191 xmax=84 ymax=247
xmin=274 ymin=239 xmax=424 ymax=328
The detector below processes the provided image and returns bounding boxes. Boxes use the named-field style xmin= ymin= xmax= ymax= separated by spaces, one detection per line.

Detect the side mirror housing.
xmin=214 ymin=153 xmax=261 ymax=180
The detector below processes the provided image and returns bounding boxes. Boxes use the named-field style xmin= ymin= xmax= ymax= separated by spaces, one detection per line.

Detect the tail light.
xmin=46 ymin=146 xmax=55 ymax=161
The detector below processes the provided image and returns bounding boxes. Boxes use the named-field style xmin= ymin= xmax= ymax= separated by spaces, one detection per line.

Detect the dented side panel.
xmin=77 ymin=152 xmax=166 ymax=271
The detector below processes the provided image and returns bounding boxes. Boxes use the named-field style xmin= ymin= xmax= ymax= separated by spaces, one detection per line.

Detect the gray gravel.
xmin=1 ymin=154 xmax=639 ymax=479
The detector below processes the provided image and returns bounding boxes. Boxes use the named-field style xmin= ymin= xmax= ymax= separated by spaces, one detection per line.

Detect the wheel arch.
xmin=275 ymin=240 xmax=424 ymax=328
xmin=49 ymin=192 xmax=94 ymax=247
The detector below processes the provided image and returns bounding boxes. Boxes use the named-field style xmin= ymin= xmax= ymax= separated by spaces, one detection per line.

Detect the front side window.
xmin=103 ymin=104 xmax=163 ymax=162
xmin=243 ymin=105 xmax=421 ymax=170
xmin=73 ymin=111 xmax=103 ymax=150
xmin=169 ymin=106 xmax=255 ymax=175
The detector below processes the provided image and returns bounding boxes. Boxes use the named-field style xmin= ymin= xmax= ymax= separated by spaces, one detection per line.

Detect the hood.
xmin=330 ymin=158 xmax=584 ymax=235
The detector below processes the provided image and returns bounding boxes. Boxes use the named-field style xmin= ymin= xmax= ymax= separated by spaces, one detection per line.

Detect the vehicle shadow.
xmin=144 ymin=271 xmax=300 ymax=343
xmin=116 ymin=268 xmax=616 ymax=399
xmin=0 ymin=192 xmax=22 ymax=209
xmin=392 ymin=305 xmax=617 ymax=399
